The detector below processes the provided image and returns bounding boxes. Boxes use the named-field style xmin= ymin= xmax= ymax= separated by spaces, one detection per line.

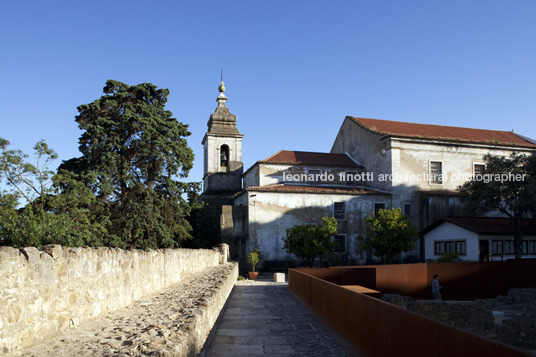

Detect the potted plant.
xmin=247 ymin=247 xmax=262 ymax=280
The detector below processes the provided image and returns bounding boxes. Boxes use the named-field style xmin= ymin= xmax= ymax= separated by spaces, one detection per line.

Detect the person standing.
xmin=432 ymin=274 xmax=442 ymax=300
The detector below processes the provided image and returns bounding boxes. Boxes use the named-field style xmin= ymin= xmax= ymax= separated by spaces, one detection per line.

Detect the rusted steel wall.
xmin=329 ymin=260 xmax=536 ymax=300
xmin=290 ymin=267 xmax=376 ymax=288
xmin=425 ymin=260 xmax=536 ymax=300
xmin=288 ymin=269 xmax=533 ymax=357
xmin=369 ymin=264 xmax=429 ymax=297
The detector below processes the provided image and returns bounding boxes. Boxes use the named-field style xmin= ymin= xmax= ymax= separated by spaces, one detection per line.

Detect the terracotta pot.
xmin=248 ymin=272 xmax=259 ymax=280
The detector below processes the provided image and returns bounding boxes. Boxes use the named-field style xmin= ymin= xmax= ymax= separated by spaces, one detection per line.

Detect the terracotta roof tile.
xmin=260 ymin=150 xmax=360 ymax=167
xmin=245 ymin=184 xmax=387 ymax=195
xmin=350 ymin=117 xmax=536 ymax=148
xmin=421 ymin=217 xmax=536 ymax=235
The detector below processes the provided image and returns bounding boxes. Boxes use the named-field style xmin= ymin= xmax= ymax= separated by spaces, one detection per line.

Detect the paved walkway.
xmin=204 ymin=277 xmax=356 ymax=356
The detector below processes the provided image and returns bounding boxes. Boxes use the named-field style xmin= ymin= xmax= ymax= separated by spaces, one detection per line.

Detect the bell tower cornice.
xmin=203 ymin=81 xmax=243 ymax=144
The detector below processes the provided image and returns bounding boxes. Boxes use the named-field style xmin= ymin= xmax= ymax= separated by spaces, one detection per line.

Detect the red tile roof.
xmin=260 ymin=150 xmax=360 ymax=167
xmin=244 ymin=184 xmax=386 ymax=195
xmin=350 ymin=117 xmax=536 ymax=148
xmin=421 ymin=217 xmax=536 ymax=235
xmin=418 ymin=189 xmax=459 ymax=196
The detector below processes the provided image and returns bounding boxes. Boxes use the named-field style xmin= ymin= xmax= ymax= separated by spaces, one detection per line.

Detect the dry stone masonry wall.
xmin=0 ymin=243 xmax=230 ymax=354
xmin=382 ymin=288 xmax=536 ymax=351
xmin=9 ymin=263 xmax=238 ymax=357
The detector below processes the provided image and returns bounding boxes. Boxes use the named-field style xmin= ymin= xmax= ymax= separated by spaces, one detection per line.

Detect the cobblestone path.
xmin=204 ymin=280 xmax=357 ymax=356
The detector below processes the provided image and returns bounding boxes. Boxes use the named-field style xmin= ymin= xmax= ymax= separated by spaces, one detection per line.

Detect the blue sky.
xmin=1 ymin=0 xmax=535 ymax=184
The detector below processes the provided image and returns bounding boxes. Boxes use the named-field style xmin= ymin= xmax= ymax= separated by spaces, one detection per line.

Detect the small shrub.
xmin=248 ymin=247 xmax=262 ymax=272
xmin=437 ymin=252 xmax=460 ymax=263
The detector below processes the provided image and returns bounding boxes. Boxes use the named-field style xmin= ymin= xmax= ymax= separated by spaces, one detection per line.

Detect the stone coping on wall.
xmin=6 ymin=263 xmax=238 ymax=356
xmin=0 ymin=244 xmax=230 ymax=354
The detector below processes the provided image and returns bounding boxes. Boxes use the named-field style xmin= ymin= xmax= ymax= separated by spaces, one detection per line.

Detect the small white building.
xmin=421 ymin=217 xmax=536 ymax=262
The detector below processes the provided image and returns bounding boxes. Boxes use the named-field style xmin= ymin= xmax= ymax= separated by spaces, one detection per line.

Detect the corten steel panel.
xmin=290 ymin=270 xmax=345 ymax=334
xmin=310 ymin=276 xmax=331 ymax=317
xmin=427 ymin=262 xmax=500 ymax=300
xmin=289 ymin=268 xmax=536 ymax=357
xmin=290 ymin=269 xmax=386 ymax=357
xmin=384 ymin=302 xmax=440 ymax=357
xmin=294 ymin=267 xmax=377 ymax=287
xmin=318 ymin=267 xmax=377 ymax=287
xmin=340 ymin=260 xmax=536 ymax=300
xmin=426 ymin=261 xmax=536 ymax=300
xmin=373 ymin=264 xmax=429 ymax=297
xmin=505 ymin=260 xmax=536 ymax=289
xmin=338 ymin=286 xmax=387 ymax=357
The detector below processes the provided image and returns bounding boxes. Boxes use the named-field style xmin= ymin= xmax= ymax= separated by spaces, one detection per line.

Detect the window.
xmin=430 ymin=161 xmax=443 ymax=184
xmin=434 ymin=240 xmax=466 ymax=256
xmin=522 ymin=241 xmax=528 ymax=255
xmin=333 ymin=202 xmax=346 ymax=220
xmin=346 ymin=171 xmax=358 ymax=186
xmin=492 ymin=240 xmax=503 ymax=255
xmin=334 ymin=234 xmax=346 ymax=253
xmin=445 ymin=241 xmax=455 ymax=254
xmin=529 ymin=241 xmax=536 ymax=255
xmin=308 ymin=169 xmax=321 ymax=184
xmin=220 ymin=145 xmax=229 ymax=167
xmin=374 ymin=203 xmax=386 ymax=217
xmin=505 ymin=241 xmax=515 ymax=255
xmin=403 ymin=203 xmax=412 ymax=217
xmin=473 ymin=164 xmax=485 ymax=176
xmin=434 ymin=241 xmax=444 ymax=255
xmin=455 ymin=241 xmax=467 ymax=255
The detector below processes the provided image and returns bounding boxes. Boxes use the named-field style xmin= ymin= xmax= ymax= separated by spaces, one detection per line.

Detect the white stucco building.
xmin=235 ymin=150 xmax=391 ymax=267
xmin=201 ymin=83 xmax=536 ymax=268
xmin=331 ymin=116 xmax=536 ymax=229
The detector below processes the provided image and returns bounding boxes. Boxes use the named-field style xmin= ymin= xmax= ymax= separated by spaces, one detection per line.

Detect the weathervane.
xmin=218 ymin=68 xmax=225 ymax=94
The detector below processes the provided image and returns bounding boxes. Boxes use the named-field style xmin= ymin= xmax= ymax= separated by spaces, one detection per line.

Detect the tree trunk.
xmin=513 ymin=218 xmax=524 ymax=260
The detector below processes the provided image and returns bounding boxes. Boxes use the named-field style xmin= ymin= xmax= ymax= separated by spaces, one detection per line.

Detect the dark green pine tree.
xmin=60 ymin=80 xmax=196 ymax=249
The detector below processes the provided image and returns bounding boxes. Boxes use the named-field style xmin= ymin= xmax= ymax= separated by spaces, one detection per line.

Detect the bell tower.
xmin=202 ymin=80 xmax=243 ymax=196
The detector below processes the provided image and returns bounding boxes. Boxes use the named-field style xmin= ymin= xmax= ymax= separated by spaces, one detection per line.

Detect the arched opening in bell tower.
xmin=220 ymin=144 xmax=230 ymax=167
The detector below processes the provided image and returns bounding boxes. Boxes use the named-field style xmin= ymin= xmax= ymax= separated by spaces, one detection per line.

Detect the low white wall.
xmin=0 ymin=244 xmax=229 ymax=353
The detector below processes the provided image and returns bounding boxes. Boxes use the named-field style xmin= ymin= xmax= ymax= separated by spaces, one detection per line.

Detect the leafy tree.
xmin=0 ymin=137 xmax=58 ymax=246
xmin=185 ymin=189 xmax=219 ymax=249
xmin=283 ymin=216 xmax=339 ymax=267
xmin=359 ymin=208 xmax=417 ymax=264
xmin=49 ymin=170 xmax=109 ymax=247
xmin=60 ymin=80 xmax=196 ymax=249
xmin=458 ymin=152 xmax=536 ymax=259
xmin=0 ymin=138 xmax=101 ymax=247
xmin=0 ymin=138 xmax=57 ymax=210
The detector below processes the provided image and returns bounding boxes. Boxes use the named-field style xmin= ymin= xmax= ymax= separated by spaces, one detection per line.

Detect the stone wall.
xmin=382 ymin=289 xmax=536 ymax=351
xmin=381 ymin=294 xmax=495 ymax=332
xmin=0 ymin=244 xmax=230 ymax=354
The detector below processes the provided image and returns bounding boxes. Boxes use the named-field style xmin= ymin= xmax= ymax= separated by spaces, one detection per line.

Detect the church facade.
xmin=201 ymin=83 xmax=536 ymax=268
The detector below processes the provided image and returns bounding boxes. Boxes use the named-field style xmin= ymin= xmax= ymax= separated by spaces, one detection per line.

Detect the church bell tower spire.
xmin=201 ymin=80 xmax=244 ymax=194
